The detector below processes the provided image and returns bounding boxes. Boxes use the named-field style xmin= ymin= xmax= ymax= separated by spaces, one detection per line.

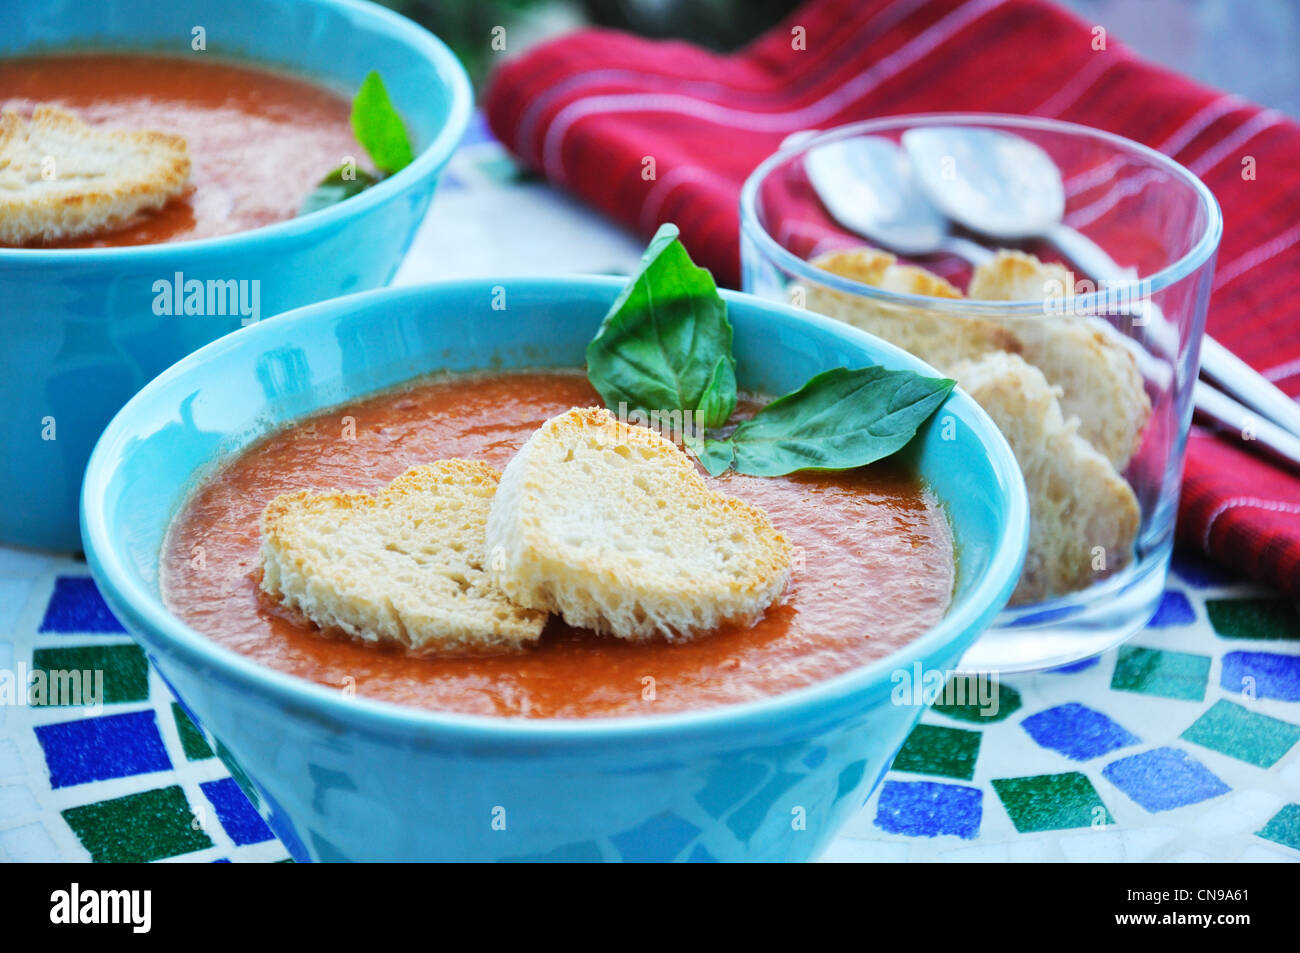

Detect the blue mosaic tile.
xmin=1220 ymin=651 xmax=1300 ymax=702
xmin=35 ymin=710 xmax=170 ymax=788
xmin=873 ymin=780 xmax=982 ymax=839
xmin=1170 ymin=551 xmax=1235 ymax=588
xmin=1002 ymin=604 xmax=1084 ymax=627
xmin=1102 ymin=747 xmax=1230 ymax=812
xmin=1048 ymin=657 xmax=1101 ymax=674
xmin=1149 ymin=590 xmax=1196 ymax=627
xmin=200 ymin=777 xmax=275 ymax=846
xmin=610 ymin=812 xmax=700 ymax=862
xmin=38 ymin=577 xmax=127 ymax=634
xmin=1021 ymin=703 xmax=1140 ymax=761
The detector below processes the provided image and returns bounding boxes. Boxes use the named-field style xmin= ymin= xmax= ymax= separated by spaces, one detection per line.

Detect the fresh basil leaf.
xmin=300 ymin=165 xmax=380 ymax=216
xmin=729 ymin=366 xmax=955 ymax=477
xmin=351 ymin=70 xmax=414 ymax=175
xmin=686 ymin=434 xmax=735 ymax=477
xmin=587 ymin=223 xmax=736 ymax=425
xmin=696 ymin=355 xmax=737 ymax=430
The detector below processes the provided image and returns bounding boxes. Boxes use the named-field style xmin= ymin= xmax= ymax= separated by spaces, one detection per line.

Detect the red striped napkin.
xmin=486 ymin=0 xmax=1300 ymax=597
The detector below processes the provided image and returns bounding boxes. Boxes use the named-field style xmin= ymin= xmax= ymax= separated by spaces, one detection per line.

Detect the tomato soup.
xmin=160 ymin=371 xmax=955 ymax=718
xmin=0 ymin=54 xmax=358 ymax=247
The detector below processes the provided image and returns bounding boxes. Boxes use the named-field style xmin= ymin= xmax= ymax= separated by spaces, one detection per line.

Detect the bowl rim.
xmin=81 ymin=276 xmax=1029 ymax=747
xmin=0 ymin=0 xmax=473 ymax=263
xmin=739 ymin=112 xmax=1225 ymax=317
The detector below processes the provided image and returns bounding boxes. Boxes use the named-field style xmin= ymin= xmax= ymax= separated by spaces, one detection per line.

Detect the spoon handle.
xmin=1048 ymin=223 xmax=1300 ymax=441
xmin=936 ymin=235 xmax=994 ymax=266
xmin=1199 ymin=336 xmax=1300 ymax=440
xmin=1194 ymin=380 xmax=1300 ymax=474
xmin=1045 ymin=222 xmax=1133 ymax=279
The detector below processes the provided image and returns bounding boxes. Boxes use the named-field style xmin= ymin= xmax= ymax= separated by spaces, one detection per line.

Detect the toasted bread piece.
xmin=485 ymin=407 xmax=793 ymax=641
xmin=260 ymin=460 xmax=547 ymax=655
xmin=969 ymin=251 xmax=1151 ymax=468
xmin=950 ymin=352 xmax=1140 ymax=604
xmin=814 ymin=247 xmax=966 ymax=299
xmin=802 ymin=248 xmax=1023 ymax=371
xmin=0 ymin=105 xmax=190 ymax=245
xmin=968 ymin=248 xmax=1075 ymax=301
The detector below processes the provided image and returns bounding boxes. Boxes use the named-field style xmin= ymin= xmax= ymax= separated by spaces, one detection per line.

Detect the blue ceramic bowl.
xmin=82 ymin=278 xmax=1028 ymax=862
xmin=0 ymin=0 xmax=472 ymax=550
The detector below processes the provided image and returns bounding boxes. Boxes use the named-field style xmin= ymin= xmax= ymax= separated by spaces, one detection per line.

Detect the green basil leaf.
xmin=696 ymin=355 xmax=737 ymax=430
xmin=729 ymin=366 xmax=955 ymax=477
xmin=299 ymin=165 xmax=380 ymax=216
xmin=686 ymin=434 xmax=735 ymax=477
xmin=587 ymin=223 xmax=736 ymax=424
xmin=351 ymin=70 xmax=414 ymax=175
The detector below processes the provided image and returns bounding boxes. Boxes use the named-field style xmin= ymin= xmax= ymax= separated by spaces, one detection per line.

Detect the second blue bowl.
xmin=82 ymin=277 xmax=1028 ymax=861
xmin=0 ymin=0 xmax=472 ymax=550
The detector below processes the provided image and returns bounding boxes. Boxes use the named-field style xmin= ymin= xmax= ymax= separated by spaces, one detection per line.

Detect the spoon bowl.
xmin=902 ymin=126 xmax=1066 ymax=241
xmin=900 ymin=124 xmax=1300 ymax=444
xmin=805 ymin=136 xmax=951 ymax=256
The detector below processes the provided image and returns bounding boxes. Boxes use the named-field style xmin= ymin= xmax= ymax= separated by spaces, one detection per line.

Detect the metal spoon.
xmin=807 ymin=133 xmax=1176 ymax=393
xmin=901 ymin=125 xmax=1300 ymax=444
xmin=804 ymin=136 xmax=992 ymax=265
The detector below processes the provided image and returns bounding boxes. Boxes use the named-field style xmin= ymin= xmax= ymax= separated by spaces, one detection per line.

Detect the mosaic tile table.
xmin=3 ymin=543 xmax=1297 ymax=862
xmin=2 ymin=119 xmax=1297 ymax=863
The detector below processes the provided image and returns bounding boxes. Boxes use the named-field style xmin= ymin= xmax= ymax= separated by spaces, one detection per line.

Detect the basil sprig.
xmin=587 ymin=224 xmax=955 ymax=477
xmin=587 ymin=224 xmax=737 ymax=427
xmin=299 ymin=167 xmax=380 ymax=216
xmin=726 ymin=366 xmax=954 ymax=476
xmin=300 ymin=71 xmax=414 ymax=216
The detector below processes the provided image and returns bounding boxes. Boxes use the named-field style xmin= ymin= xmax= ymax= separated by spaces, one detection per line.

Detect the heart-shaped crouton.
xmin=260 ymin=460 xmax=547 ymax=655
xmin=0 ymin=105 xmax=190 ymax=245
xmin=485 ymin=407 xmax=793 ymax=641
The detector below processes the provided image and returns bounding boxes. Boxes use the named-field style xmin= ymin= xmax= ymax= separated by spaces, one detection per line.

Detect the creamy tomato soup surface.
xmin=160 ymin=371 xmax=956 ymax=718
xmin=0 ymin=53 xmax=359 ymax=247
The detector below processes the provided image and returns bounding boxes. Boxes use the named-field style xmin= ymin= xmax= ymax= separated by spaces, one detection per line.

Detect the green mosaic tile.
xmin=1180 ymin=699 xmax=1300 ymax=767
xmin=62 ymin=785 xmax=213 ymax=862
xmin=1205 ymin=597 xmax=1300 ymax=641
xmin=932 ymin=676 xmax=1021 ymax=723
xmin=1256 ymin=804 xmax=1300 ymax=852
xmin=171 ymin=703 xmax=213 ymax=761
xmin=1110 ymin=645 xmax=1211 ymax=701
xmin=30 ymin=644 xmax=147 ymax=706
xmin=991 ymin=773 xmax=1112 ymax=833
xmin=891 ymin=724 xmax=982 ymax=780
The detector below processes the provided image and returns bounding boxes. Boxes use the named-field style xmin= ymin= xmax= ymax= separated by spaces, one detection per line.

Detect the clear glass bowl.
xmin=740 ymin=114 xmax=1223 ymax=673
